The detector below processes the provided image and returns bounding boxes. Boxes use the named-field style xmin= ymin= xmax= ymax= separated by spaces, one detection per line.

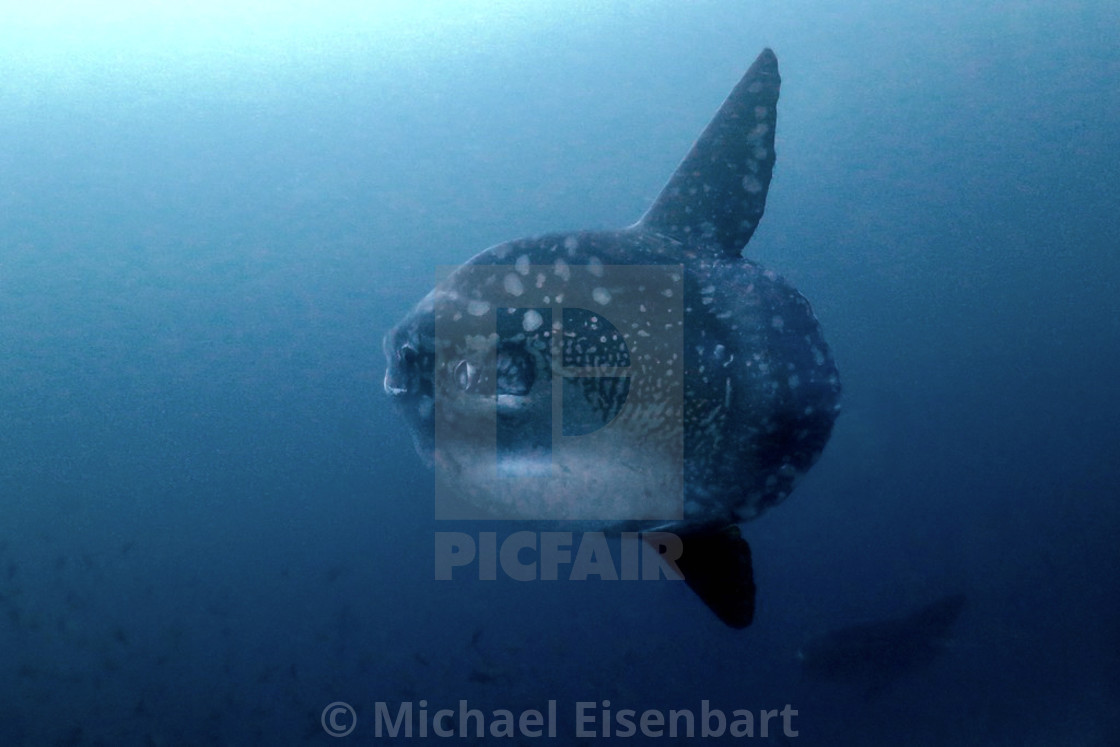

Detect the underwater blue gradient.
xmin=1 ymin=1 xmax=1118 ymax=743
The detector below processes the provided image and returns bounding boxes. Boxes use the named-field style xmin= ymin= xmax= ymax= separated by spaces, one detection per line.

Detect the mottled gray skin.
xmin=384 ymin=49 xmax=840 ymax=531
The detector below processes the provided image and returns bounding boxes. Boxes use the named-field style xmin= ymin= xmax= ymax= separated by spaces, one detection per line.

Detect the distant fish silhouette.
xmin=798 ymin=593 xmax=967 ymax=696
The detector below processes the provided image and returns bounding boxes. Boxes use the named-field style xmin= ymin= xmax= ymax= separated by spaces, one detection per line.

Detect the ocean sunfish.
xmin=384 ymin=49 xmax=841 ymax=627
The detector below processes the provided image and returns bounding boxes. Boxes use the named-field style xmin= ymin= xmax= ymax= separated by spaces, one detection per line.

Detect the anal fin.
xmin=657 ymin=525 xmax=756 ymax=629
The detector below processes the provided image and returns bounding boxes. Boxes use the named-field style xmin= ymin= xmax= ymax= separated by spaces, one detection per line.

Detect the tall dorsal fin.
xmin=638 ymin=48 xmax=780 ymax=258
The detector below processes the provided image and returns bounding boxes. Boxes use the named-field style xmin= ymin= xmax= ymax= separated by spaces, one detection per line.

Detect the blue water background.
xmin=1 ymin=1 xmax=1118 ymax=744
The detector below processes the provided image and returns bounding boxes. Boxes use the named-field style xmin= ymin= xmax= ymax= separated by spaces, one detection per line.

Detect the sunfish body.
xmin=384 ymin=50 xmax=840 ymax=627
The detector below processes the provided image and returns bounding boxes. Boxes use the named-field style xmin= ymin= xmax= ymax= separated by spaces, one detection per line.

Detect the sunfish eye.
xmin=496 ymin=344 xmax=534 ymax=396
xmin=454 ymin=359 xmax=479 ymax=391
xmin=398 ymin=341 xmax=417 ymax=364
xmin=385 ymin=340 xmax=422 ymax=397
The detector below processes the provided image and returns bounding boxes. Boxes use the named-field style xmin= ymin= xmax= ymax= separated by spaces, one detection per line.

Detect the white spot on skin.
xmin=554 ymin=258 xmax=570 ymax=282
xmin=515 ymin=255 xmax=531 ymax=276
xmin=563 ymin=235 xmax=579 ymax=252
xmin=747 ymin=122 xmax=770 ymax=142
xmin=788 ymin=374 xmax=800 ymax=389
xmin=587 ymin=256 xmax=604 ymax=278
xmin=467 ymin=300 xmax=490 ymax=316
xmin=503 ymin=273 xmax=524 ymax=297
xmin=771 ymin=316 xmax=784 ymax=329
xmin=592 ymin=287 xmax=612 ymax=305
xmin=742 ymin=175 xmax=763 ymax=194
xmin=522 ymin=309 xmax=543 ymax=332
